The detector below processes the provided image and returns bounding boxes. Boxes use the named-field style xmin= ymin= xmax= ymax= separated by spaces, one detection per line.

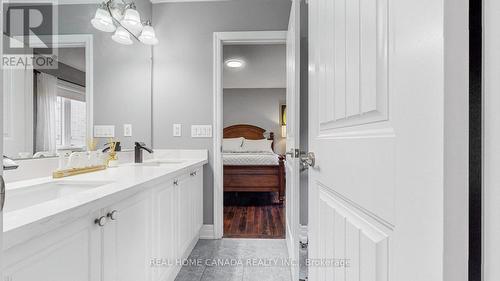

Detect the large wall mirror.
xmin=3 ymin=35 xmax=93 ymax=159
xmin=3 ymin=1 xmax=153 ymax=160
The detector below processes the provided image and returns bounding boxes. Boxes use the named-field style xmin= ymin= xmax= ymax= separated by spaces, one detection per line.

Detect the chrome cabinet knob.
xmin=190 ymin=171 xmax=197 ymax=176
xmin=107 ymin=210 xmax=118 ymax=221
xmin=95 ymin=216 xmax=107 ymax=227
xmin=173 ymin=179 xmax=179 ymax=186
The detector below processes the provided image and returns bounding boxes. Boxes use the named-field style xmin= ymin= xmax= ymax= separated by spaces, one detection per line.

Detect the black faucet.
xmin=135 ymin=142 xmax=153 ymax=163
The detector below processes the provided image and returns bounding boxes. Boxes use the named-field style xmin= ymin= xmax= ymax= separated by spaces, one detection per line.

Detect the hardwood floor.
xmin=223 ymin=192 xmax=285 ymax=239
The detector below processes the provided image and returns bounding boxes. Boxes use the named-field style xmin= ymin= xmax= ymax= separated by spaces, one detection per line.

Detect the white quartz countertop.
xmin=3 ymin=150 xmax=208 ymax=248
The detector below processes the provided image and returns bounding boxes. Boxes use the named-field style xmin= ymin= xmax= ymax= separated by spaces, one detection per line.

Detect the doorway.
xmin=213 ymin=32 xmax=288 ymax=239
xmin=222 ymin=44 xmax=287 ymax=238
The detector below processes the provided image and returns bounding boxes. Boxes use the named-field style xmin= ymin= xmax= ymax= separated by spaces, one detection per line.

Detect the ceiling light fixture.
xmin=225 ymin=59 xmax=245 ymax=68
xmin=91 ymin=0 xmax=158 ymax=46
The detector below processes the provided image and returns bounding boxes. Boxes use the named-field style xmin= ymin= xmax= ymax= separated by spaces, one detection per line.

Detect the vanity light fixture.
xmin=91 ymin=0 xmax=158 ymax=45
xmin=112 ymin=26 xmax=133 ymax=45
xmin=225 ymin=59 xmax=245 ymax=68
xmin=91 ymin=7 xmax=116 ymax=32
xmin=139 ymin=21 xmax=159 ymax=45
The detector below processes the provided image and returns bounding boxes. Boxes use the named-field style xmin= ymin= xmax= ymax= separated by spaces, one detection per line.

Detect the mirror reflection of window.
xmin=3 ymin=45 xmax=87 ymax=160
xmin=54 ymin=80 xmax=86 ymax=150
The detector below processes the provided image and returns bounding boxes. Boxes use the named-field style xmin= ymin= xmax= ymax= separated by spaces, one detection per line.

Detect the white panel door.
xmin=308 ymin=0 xmax=445 ymax=280
xmin=285 ymin=0 xmax=301 ymax=280
xmin=0 ymin=7 xmax=5 ymax=279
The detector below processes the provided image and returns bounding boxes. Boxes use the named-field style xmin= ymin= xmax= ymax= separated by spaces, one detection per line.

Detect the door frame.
xmin=212 ymin=31 xmax=287 ymax=239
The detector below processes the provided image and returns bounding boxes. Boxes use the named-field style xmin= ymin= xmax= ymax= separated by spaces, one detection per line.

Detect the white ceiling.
xmin=223 ymin=44 xmax=286 ymax=89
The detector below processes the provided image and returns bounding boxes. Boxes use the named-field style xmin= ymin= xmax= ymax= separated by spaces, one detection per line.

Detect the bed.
xmin=223 ymin=124 xmax=285 ymax=202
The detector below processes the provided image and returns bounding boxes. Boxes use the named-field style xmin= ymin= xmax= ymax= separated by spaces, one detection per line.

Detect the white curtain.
xmin=35 ymin=73 xmax=58 ymax=153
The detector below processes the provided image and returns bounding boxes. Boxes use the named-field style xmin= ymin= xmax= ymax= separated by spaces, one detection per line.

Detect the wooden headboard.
xmin=223 ymin=124 xmax=275 ymax=150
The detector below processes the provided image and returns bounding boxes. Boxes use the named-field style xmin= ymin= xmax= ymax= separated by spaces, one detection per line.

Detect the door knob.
xmin=107 ymin=210 xmax=118 ymax=220
xmin=95 ymin=216 xmax=107 ymax=227
xmin=300 ymin=152 xmax=315 ymax=169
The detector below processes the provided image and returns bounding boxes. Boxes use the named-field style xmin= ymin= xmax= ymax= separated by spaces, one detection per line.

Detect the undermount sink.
xmin=150 ymin=159 xmax=185 ymax=164
xmin=137 ymin=159 xmax=186 ymax=167
xmin=4 ymin=180 xmax=113 ymax=213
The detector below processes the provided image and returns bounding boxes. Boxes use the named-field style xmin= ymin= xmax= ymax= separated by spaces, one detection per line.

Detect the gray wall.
xmin=223 ymin=88 xmax=286 ymax=154
xmin=223 ymin=44 xmax=286 ymax=89
xmin=58 ymin=2 xmax=153 ymax=149
xmin=152 ymin=0 xmax=291 ymax=224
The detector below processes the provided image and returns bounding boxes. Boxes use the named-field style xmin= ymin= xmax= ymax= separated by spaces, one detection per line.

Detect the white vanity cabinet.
xmin=2 ymin=210 xmax=102 ymax=281
xmin=152 ymin=179 xmax=178 ymax=281
xmin=153 ymin=167 xmax=204 ymax=281
xmin=101 ymin=190 xmax=153 ymax=281
xmin=177 ymin=167 xmax=204 ymax=259
xmin=2 ymin=164 xmax=205 ymax=281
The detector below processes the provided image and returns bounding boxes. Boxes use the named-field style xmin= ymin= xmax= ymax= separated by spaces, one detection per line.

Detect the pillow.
xmin=222 ymin=137 xmax=244 ymax=152
xmin=242 ymin=138 xmax=274 ymax=153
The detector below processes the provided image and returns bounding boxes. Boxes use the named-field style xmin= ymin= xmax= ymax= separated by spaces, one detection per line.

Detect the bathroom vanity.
xmin=2 ymin=150 xmax=207 ymax=281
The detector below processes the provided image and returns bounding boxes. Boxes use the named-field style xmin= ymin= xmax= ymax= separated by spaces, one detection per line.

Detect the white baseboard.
xmin=199 ymin=224 xmax=215 ymax=239
xmin=299 ymin=224 xmax=308 ymax=244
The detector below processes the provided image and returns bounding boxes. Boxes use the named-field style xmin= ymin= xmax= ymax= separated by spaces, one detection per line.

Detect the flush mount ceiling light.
xmin=225 ymin=59 xmax=245 ymax=68
xmin=91 ymin=0 xmax=158 ymax=46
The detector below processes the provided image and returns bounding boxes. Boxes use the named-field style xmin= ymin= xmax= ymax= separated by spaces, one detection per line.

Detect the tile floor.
xmin=175 ymin=239 xmax=293 ymax=281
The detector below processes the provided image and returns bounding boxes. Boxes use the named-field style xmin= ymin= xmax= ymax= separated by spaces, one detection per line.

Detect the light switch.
xmin=191 ymin=125 xmax=212 ymax=138
xmin=123 ymin=124 xmax=132 ymax=137
xmin=173 ymin=124 xmax=182 ymax=137
xmin=94 ymin=125 xmax=115 ymax=138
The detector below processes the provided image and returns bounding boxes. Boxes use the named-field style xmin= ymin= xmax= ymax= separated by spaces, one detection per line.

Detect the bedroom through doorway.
xmin=221 ymin=43 xmax=287 ymax=239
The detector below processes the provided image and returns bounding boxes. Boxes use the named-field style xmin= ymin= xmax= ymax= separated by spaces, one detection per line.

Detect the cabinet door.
xmin=191 ymin=168 xmax=203 ymax=235
xmin=3 ymin=211 xmax=101 ymax=281
xmin=152 ymin=180 xmax=177 ymax=281
xmin=103 ymin=191 xmax=153 ymax=281
xmin=196 ymin=168 xmax=204 ymax=233
xmin=176 ymin=174 xmax=192 ymax=258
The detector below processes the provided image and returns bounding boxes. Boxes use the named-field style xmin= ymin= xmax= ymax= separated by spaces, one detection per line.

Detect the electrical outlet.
xmin=123 ymin=124 xmax=132 ymax=137
xmin=94 ymin=125 xmax=115 ymax=138
xmin=173 ymin=124 xmax=182 ymax=137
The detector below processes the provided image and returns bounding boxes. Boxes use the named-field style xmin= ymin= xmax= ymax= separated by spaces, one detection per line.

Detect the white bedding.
xmin=223 ymin=152 xmax=280 ymax=166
